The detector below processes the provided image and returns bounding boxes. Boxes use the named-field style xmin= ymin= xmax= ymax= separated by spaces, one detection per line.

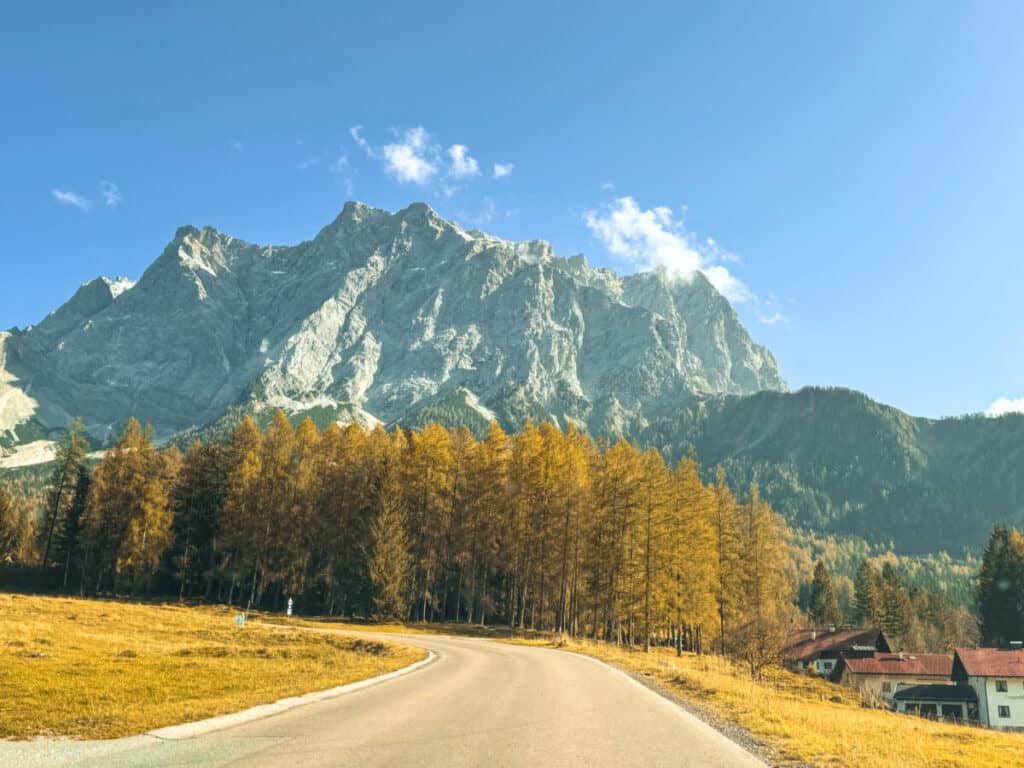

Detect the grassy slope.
xmin=0 ymin=595 xmax=424 ymax=740
xmin=310 ymin=619 xmax=1022 ymax=768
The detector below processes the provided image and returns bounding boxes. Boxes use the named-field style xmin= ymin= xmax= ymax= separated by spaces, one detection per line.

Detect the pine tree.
xmin=853 ymin=560 xmax=883 ymax=626
xmin=809 ymin=560 xmax=843 ymax=626
xmin=38 ymin=418 xmax=88 ymax=571
xmin=977 ymin=525 xmax=1024 ymax=646
xmin=55 ymin=464 xmax=90 ymax=591
xmin=169 ymin=442 xmax=228 ymax=599
xmin=880 ymin=563 xmax=913 ymax=643
xmin=368 ymin=463 xmax=412 ymax=620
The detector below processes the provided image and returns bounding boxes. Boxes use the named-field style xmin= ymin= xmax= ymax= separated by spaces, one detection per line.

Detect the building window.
xmin=823 ymin=661 xmax=833 ymax=670
xmin=882 ymin=682 xmax=892 ymax=693
xmin=996 ymin=680 xmax=1008 ymax=693
xmin=998 ymin=705 xmax=1011 ymax=718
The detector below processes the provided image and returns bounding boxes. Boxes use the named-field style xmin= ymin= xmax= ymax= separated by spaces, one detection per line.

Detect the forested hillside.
xmin=641 ymin=387 xmax=1024 ymax=554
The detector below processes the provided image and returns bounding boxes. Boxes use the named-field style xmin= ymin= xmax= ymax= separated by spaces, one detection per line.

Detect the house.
xmin=952 ymin=646 xmax=1024 ymax=730
xmin=893 ymin=684 xmax=978 ymax=722
xmin=830 ymin=652 xmax=953 ymax=705
xmin=783 ymin=627 xmax=890 ymax=676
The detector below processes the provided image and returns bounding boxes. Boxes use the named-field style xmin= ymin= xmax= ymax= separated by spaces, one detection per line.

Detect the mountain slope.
xmin=5 ymin=202 xmax=1020 ymax=557
xmin=0 ymin=201 xmax=784 ymax=448
xmin=640 ymin=387 xmax=1024 ymax=553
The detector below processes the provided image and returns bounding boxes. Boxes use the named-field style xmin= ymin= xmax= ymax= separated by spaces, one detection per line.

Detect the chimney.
xmin=899 ymin=652 xmax=905 ymax=661
xmin=811 ymin=630 xmax=817 ymax=641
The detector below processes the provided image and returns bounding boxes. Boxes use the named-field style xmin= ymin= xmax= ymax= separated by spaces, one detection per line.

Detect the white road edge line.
xmin=147 ymin=650 xmax=437 ymax=741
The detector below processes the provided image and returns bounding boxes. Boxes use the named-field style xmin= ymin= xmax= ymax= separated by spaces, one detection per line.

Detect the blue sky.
xmin=2 ymin=1 xmax=1022 ymax=419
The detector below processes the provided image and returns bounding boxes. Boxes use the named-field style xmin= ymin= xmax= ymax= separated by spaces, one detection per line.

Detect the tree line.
xmin=13 ymin=412 xmax=794 ymax=657
xmin=10 ymin=412 xmax=1021 ymax=660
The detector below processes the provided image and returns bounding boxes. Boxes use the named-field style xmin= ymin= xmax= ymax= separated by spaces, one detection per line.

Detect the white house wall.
xmin=974 ymin=675 xmax=1024 ymax=729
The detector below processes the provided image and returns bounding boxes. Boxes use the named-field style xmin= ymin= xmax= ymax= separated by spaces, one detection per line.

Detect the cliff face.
xmin=0 ymin=201 xmax=784 ymax=445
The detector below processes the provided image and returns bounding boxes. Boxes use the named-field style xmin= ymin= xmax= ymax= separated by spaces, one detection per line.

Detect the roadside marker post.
xmin=287 ymin=597 xmax=293 ymax=617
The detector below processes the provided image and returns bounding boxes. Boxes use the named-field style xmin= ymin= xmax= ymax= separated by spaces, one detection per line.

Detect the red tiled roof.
xmin=784 ymin=628 xmax=887 ymax=662
xmin=956 ymin=648 xmax=1024 ymax=677
xmin=841 ymin=652 xmax=952 ymax=677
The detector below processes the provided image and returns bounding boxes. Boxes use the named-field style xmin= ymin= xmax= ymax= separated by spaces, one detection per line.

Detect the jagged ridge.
xmin=0 ymin=201 xmax=785 ymax=447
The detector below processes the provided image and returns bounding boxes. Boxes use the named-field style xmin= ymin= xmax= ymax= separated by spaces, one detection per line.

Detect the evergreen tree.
xmin=808 ymin=560 xmax=843 ymax=626
xmin=169 ymin=442 xmax=228 ymax=599
xmin=853 ymin=559 xmax=883 ymax=626
xmin=880 ymin=563 xmax=913 ymax=643
xmin=54 ymin=464 xmax=90 ymax=591
xmin=977 ymin=525 xmax=1024 ymax=646
xmin=38 ymin=418 xmax=88 ymax=570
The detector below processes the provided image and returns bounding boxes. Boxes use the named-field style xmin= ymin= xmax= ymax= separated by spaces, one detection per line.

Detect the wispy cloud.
xmin=986 ymin=397 xmax=1024 ymax=417
xmin=493 ymin=162 xmax=514 ymax=180
xmin=382 ymin=126 xmax=439 ymax=185
xmin=350 ymin=125 xmax=375 ymax=157
xmin=458 ymin=198 xmax=498 ymax=229
xmin=448 ymin=145 xmax=479 ymax=178
xmin=99 ymin=181 xmax=122 ymax=208
xmin=51 ymin=189 xmax=91 ymax=211
xmin=232 ymin=140 xmax=243 ymax=153
xmin=585 ymin=196 xmax=769 ymax=313
xmin=329 ymin=153 xmax=355 ymax=195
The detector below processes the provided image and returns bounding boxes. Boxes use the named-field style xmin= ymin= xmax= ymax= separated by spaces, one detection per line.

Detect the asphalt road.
xmin=3 ymin=633 xmax=765 ymax=768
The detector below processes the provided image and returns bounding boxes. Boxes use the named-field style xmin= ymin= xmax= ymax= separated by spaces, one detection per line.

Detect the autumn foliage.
xmin=22 ymin=411 xmax=795 ymax=653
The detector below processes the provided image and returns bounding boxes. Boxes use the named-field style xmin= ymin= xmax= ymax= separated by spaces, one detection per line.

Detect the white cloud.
xmin=51 ymin=189 xmax=91 ymax=211
xmin=232 ymin=140 xmax=243 ymax=153
xmin=448 ymin=145 xmax=480 ymax=178
xmin=584 ymin=196 xmax=754 ymax=305
xmin=986 ymin=397 xmax=1024 ymax=417
xmin=99 ymin=181 xmax=122 ymax=208
xmin=493 ymin=162 xmax=514 ymax=179
xmin=382 ymin=126 xmax=438 ymax=185
xmin=600 ymin=181 xmax=615 ymax=191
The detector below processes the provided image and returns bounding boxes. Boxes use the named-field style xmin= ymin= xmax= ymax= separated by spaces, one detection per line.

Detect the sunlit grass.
xmin=0 ymin=594 xmax=424 ymax=740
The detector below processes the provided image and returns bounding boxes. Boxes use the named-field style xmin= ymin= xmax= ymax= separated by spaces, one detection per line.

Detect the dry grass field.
xmin=0 ymin=594 xmax=424 ymax=740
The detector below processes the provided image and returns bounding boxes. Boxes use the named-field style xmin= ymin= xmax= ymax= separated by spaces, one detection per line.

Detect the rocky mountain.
xmin=0 ymin=201 xmax=784 ymax=453
xmin=2 ymin=202 xmax=1022 ymax=558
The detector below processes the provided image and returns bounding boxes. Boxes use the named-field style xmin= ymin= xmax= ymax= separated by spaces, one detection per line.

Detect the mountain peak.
xmin=2 ymin=202 xmax=786 ymax=445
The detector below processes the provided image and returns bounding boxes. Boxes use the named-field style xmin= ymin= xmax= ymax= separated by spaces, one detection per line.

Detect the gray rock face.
xmin=0 ymin=202 xmax=785 ymax=446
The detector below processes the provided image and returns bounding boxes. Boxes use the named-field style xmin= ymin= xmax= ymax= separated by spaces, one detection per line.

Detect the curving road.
xmin=3 ymin=633 xmax=764 ymax=767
